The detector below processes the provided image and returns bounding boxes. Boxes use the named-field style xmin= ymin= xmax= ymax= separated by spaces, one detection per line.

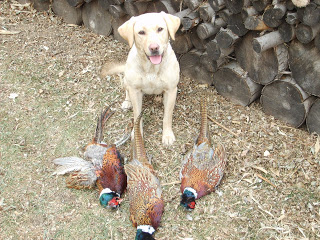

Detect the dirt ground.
xmin=1 ymin=1 xmax=319 ymax=239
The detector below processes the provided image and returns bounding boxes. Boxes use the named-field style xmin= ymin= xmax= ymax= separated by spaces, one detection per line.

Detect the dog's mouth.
xmin=147 ymin=53 xmax=163 ymax=65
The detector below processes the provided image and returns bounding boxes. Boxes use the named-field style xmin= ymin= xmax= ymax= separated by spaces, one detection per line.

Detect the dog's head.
xmin=118 ymin=12 xmax=180 ymax=65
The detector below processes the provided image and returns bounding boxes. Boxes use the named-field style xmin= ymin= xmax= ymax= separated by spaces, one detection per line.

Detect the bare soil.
xmin=1 ymin=1 xmax=319 ymax=239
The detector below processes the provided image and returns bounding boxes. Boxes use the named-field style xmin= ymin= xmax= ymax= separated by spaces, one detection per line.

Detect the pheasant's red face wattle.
xmin=188 ymin=201 xmax=196 ymax=209
xmin=108 ymin=197 xmax=123 ymax=208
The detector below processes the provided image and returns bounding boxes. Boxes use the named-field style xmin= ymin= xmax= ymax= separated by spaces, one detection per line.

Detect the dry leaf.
xmin=0 ymin=30 xmax=20 ymax=35
xmin=315 ymin=138 xmax=320 ymax=155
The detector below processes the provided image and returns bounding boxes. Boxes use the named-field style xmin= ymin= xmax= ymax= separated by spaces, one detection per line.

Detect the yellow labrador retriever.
xmin=117 ymin=12 xmax=181 ymax=145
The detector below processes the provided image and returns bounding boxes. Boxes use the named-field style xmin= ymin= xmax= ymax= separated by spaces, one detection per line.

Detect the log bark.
xmin=301 ymin=3 xmax=320 ymax=26
xmin=235 ymin=31 xmax=288 ymax=85
xmin=200 ymin=52 xmax=218 ymax=72
xmin=209 ymin=0 xmax=225 ymax=12
xmin=216 ymin=28 xmax=239 ymax=49
xmin=278 ymin=22 xmax=296 ymax=42
xmin=212 ymin=61 xmax=263 ymax=106
xmin=180 ymin=49 xmax=214 ymax=85
xmin=124 ymin=1 xmax=148 ymax=16
xmin=289 ymin=40 xmax=320 ymax=97
xmin=199 ymin=3 xmax=215 ymax=23
xmin=224 ymin=0 xmax=249 ymax=14
xmin=306 ymin=98 xmax=320 ymax=134
xmin=314 ymin=33 xmax=320 ymax=51
xmin=111 ymin=15 xmax=130 ymax=43
xmin=285 ymin=12 xmax=299 ymax=25
xmin=190 ymin=29 xmax=209 ymax=50
xmin=66 ymin=0 xmax=84 ymax=8
xmin=251 ymin=0 xmax=271 ymax=12
xmin=241 ymin=6 xmax=258 ymax=19
xmin=52 ymin=0 xmax=82 ymax=25
xmin=109 ymin=4 xmax=126 ymax=19
xmin=196 ymin=18 xmax=226 ymax=40
xmin=252 ymin=30 xmax=284 ymax=53
xmin=262 ymin=3 xmax=286 ymax=28
xmin=147 ymin=0 xmax=176 ymax=14
xmin=171 ymin=33 xmax=194 ymax=54
xmin=244 ymin=15 xmax=271 ymax=31
xmin=98 ymin=0 xmax=112 ymax=11
xmin=184 ymin=0 xmax=202 ymax=11
xmin=32 ymin=0 xmax=51 ymax=11
xmin=82 ymin=0 xmax=113 ymax=36
xmin=296 ymin=23 xmax=320 ymax=44
xmin=227 ymin=13 xmax=248 ymax=37
xmin=181 ymin=11 xmax=200 ymax=31
xmin=261 ymin=76 xmax=315 ymax=128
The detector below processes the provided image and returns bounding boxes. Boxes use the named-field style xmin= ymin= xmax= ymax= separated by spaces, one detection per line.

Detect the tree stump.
xmin=212 ymin=61 xmax=263 ymax=106
xmin=180 ymin=49 xmax=213 ymax=85
xmin=52 ymin=0 xmax=82 ymax=25
xmin=235 ymin=31 xmax=288 ymax=85
xmin=306 ymin=98 xmax=320 ymax=134
xmin=261 ymin=76 xmax=315 ymax=128
xmin=289 ymin=40 xmax=320 ymax=97
xmin=82 ymin=0 xmax=113 ymax=36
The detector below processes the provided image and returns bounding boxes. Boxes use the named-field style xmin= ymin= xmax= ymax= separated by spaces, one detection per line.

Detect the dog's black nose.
xmin=149 ymin=44 xmax=159 ymax=53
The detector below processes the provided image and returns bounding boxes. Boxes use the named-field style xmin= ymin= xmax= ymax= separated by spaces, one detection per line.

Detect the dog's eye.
xmin=138 ymin=30 xmax=145 ymax=35
xmin=158 ymin=27 xmax=163 ymax=32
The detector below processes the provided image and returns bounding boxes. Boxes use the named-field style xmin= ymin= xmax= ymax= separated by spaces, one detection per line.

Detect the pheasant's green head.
xmin=99 ymin=188 xmax=123 ymax=209
xmin=180 ymin=187 xmax=197 ymax=210
xmin=135 ymin=225 xmax=155 ymax=240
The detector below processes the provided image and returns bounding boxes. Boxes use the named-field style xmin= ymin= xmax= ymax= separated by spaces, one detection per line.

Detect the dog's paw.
xmin=162 ymin=131 xmax=175 ymax=146
xmin=121 ymin=100 xmax=132 ymax=111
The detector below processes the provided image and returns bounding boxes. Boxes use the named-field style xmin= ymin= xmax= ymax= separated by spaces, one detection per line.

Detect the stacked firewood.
xmin=30 ymin=0 xmax=320 ymax=135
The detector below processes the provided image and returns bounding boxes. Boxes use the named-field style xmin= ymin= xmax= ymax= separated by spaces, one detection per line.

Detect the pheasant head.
xmin=99 ymin=188 xmax=123 ymax=209
xmin=135 ymin=225 xmax=156 ymax=239
xmin=180 ymin=187 xmax=197 ymax=210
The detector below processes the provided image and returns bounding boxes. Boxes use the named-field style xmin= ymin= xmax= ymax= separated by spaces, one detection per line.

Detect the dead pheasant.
xmin=180 ymin=97 xmax=226 ymax=210
xmin=53 ymin=105 xmax=130 ymax=209
xmin=125 ymin=110 xmax=164 ymax=239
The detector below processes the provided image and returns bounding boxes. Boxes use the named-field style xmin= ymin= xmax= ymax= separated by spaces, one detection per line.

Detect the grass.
xmin=1 ymin=2 xmax=320 ymax=239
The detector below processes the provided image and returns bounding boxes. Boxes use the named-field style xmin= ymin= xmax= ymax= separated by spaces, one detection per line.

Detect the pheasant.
xmin=180 ymin=97 xmax=226 ymax=210
xmin=53 ymin=105 xmax=130 ymax=209
xmin=125 ymin=110 xmax=164 ymax=239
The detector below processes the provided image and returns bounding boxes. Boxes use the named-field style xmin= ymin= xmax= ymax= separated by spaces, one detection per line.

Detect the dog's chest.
xmin=138 ymin=73 xmax=167 ymax=95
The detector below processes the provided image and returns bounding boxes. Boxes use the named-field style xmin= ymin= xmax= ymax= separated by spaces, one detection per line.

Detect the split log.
xmin=263 ymin=3 xmax=286 ymax=28
xmin=289 ymin=40 xmax=320 ymax=97
xmin=301 ymin=3 xmax=320 ymax=26
xmin=205 ymin=39 xmax=221 ymax=60
xmin=181 ymin=11 xmax=200 ymax=31
xmin=278 ymin=22 xmax=296 ymax=42
xmin=314 ymin=33 xmax=320 ymax=51
xmin=200 ymin=52 xmax=228 ymax=72
xmin=285 ymin=12 xmax=299 ymax=25
xmin=52 ymin=0 xmax=82 ymax=25
xmin=171 ymin=33 xmax=194 ymax=54
xmin=244 ymin=15 xmax=271 ymax=31
xmin=111 ymin=15 xmax=130 ymax=43
xmin=285 ymin=0 xmax=295 ymax=11
xmin=217 ymin=8 xmax=232 ymax=23
xmin=66 ymin=0 xmax=85 ymax=7
xmin=190 ymin=29 xmax=209 ymax=50
xmin=184 ymin=0 xmax=202 ymax=11
xmin=215 ymin=28 xmax=239 ymax=49
xmin=209 ymin=0 xmax=225 ymax=12
xmin=227 ymin=13 xmax=248 ymax=37
xmin=306 ymin=98 xmax=320 ymax=134
xmin=252 ymin=30 xmax=284 ymax=53
xmin=261 ymin=76 xmax=315 ymax=128
xmin=235 ymin=31 xmax=288 ymax=85
xmin=296 ymin=23 xmax=320 ymax=44
xmin=82 ymin=0 xmax=113 ymax=36
xmin=109 ymin=4 xmax=126 ymax=19
xmin=251 ymin=0 xmax=271 ymax=12
xmin=180 ymin=49 xmax=213 ymax=85
xmin=199 ymin=3 xmax=215 ymax=23
xmin=147 ymin=0 xmax=176 ymax=14
xmin=241 ymin=6 xmax=258 ymax=19
xmin=212 ymin=61 xmax=263 ymax=106
xmin=124 ymin=1 xmax=148 ymax=16
xmin=224 ymin=0 xmax=249 ymax=14
xmin=98 ymin=0 xmax=112 ymax=11
xmin=196 ymin=18 xmax=226 ymax=40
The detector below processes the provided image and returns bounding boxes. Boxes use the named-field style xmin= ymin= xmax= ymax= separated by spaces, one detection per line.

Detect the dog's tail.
xmin=100 ymin=62 xmax=125 ymax=78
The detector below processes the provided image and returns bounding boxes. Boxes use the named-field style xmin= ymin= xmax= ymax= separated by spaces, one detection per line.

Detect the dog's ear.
xmin=118 ymin=17 xmax=136 ymax=48
xmin=160 ymin=12 xmax=180 ymax=41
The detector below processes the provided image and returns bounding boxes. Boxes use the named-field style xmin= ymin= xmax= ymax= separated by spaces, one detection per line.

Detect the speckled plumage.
xmin=180 ymin=97 xmax=226 ymax=209
xmin=53 ymin=105 xmax=129 ymax=208
xmin=125 ymin=110 xmax=164 ymax=239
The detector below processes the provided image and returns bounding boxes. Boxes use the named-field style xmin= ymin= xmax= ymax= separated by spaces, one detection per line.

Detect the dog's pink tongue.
xmin=149 ymin=55 xmax=162 ymax=65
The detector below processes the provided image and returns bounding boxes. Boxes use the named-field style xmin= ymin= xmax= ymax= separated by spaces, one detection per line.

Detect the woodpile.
xmin=29 ymin=0 xmax=320 ymax=135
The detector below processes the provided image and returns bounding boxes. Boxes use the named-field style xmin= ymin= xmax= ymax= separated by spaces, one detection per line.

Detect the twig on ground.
xmin=208 ymin=115 xmax=239 ymax=137
xmin=161 ymin=180 xmax=180 ymax=186
xmin=255 ymin=173 xmax=277 ymax=189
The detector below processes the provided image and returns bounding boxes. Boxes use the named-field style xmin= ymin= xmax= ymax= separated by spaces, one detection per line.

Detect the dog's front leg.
xmin=127 ymin=87 xmax=144 ymax=138
xmin=162 ymin=87 xmax=177 ymax=145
